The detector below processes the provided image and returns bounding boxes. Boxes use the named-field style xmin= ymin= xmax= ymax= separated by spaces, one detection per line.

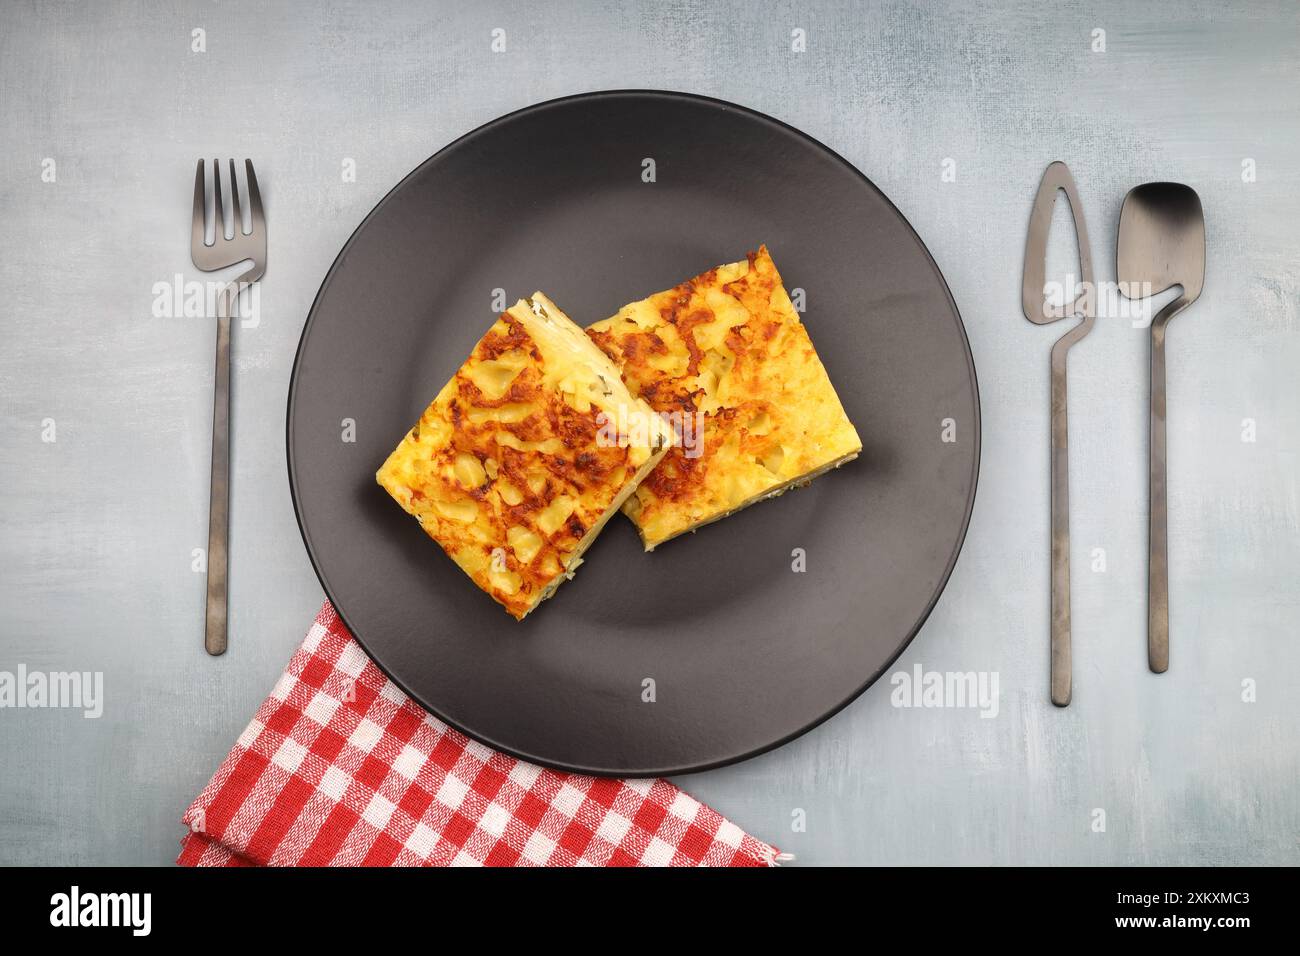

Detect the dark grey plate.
xmin=287 ymin=91 xmax=979 ymax=776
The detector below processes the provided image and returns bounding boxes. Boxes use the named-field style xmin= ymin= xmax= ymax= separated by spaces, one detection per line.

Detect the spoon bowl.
xmin=1118 ymin=182 xmax=1205 ymax=319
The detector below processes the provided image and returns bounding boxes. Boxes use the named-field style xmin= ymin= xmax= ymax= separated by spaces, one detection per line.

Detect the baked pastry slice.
xmin=587 ymin=246 xmax=861 ymax=550
xmin=377 ymin=293 xmax=673 ymax=619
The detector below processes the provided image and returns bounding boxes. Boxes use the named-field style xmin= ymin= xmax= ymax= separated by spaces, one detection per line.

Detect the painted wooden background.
xmin=0 ymin=0 xmax=1295 ymax=864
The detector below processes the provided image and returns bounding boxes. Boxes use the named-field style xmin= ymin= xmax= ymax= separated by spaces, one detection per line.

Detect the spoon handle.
xmin=1148 ymin=294 xmax=1189 ymax=672
xmin=1148 ymin=324 xmax=1170 ymax=673
xmin=1050 ymin=348 xmax=1072 ymax=705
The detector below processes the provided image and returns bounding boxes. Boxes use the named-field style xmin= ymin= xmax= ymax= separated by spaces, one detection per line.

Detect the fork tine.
xmin=244 ymin=160 xmax=264 ymax=235
xmin=192 ymin=159 xmax=207 ymax=252
xmin=213 ymin=157 xmax=225 ymax=240
xmin=229 ymin=159 xmax=243 ymax=236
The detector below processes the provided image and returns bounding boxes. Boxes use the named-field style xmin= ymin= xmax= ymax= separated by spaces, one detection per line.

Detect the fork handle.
xmin=1049 ymin=347 xmax=1072 ymax=706
xmin=205 ymin=310 xmax=231 ymax=656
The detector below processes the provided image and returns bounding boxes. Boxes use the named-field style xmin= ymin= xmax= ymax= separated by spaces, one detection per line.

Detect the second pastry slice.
xmin=587 ymin=246 xmax=862 ymax=550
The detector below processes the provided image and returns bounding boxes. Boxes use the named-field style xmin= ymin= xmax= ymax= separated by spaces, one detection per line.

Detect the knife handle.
xmin=1049 ymin=349 xmax=1072 ymax=706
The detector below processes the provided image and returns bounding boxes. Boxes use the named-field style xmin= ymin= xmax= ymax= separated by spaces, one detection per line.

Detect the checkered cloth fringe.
xmin=178 ymin=603 xmax=780 ymax=867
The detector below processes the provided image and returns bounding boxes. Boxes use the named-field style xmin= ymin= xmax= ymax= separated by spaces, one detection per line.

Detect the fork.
xmin=191 ymin=159 xmax=266 ymax=656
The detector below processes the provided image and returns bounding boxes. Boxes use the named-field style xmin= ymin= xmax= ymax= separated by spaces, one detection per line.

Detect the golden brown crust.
xmin=378 ymin=296 xmax=669 ymax=618
xmin=587 ymin=247 xmax=862 ymax=549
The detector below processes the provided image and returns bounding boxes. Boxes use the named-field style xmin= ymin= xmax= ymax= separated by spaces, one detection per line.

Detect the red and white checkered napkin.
xmin=178 ymin=602 xmax=780 ymax=867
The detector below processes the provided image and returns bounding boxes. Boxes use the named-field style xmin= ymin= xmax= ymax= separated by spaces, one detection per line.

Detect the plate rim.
xmin=285 ymin=88 xmax=982 ymax=777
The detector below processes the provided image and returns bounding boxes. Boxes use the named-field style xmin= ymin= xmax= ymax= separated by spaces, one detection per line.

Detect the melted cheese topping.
xmin=377 ymin=295 xmax=673 ymax=619
xmin=587 ymin=246 xmax=862 ymax=550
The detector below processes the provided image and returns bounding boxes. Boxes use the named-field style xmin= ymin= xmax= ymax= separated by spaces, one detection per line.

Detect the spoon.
xmin=1022 ymin=161 xmax=1096 ymax=707
xmin=1117 ymin=183 xmax=1206 ymax=673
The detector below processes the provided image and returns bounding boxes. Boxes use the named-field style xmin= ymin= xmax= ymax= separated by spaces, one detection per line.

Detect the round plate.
xmin=288 ymin=91 xmax=979 ymax=776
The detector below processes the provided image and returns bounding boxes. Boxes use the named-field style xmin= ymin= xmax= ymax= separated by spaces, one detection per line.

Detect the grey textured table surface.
xmin=1 ymin=0 xmax=1296 ymax=866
